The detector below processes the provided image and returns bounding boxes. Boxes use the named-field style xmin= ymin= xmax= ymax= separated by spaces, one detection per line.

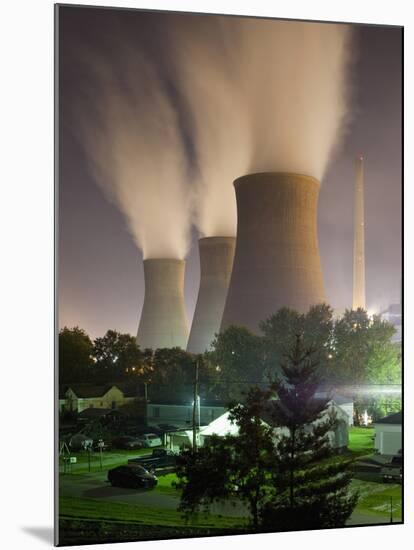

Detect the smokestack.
xmin=221 ymin=172 xmax=326 ymax=333
xmin=137 ymin=259 xmax=189 ymax=350
xmin=352 ymin=156 xmax=366 ymax=310
xmin=187 ymin=237 xmax=236 ymax=353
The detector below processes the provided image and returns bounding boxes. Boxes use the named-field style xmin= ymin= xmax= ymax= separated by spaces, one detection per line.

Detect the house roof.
xmin=60 ymin=384 xmax=115 ymax=399
xmin=200 ymin=411 xmax=241 ymax=437
xmin=375 ymin=411 xmax=402 ymax=425
xmin=60 ymin=382 xmax=140 ymax=399
xmin=200 ymin=398 xmax=346 ymax=437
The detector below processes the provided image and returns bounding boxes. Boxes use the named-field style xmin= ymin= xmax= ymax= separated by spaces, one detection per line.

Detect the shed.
xmin=374 ymin=411 xmax=402 ymax=455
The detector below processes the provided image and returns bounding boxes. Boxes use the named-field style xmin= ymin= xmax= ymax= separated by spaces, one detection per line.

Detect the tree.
xmin=175 ymin=386 xmax=275 ymax=530
xmin=227 ymin=387 xmax=276 ymax=529
xmin=207 ymin=326 xmax=265 ymax=401
xmin=333 ymin=309 xmax=401 ymax=387
xmin=144 ymin=348 xmax=200 ymax=402
xmin=260 ymin=304 xmax=334 ymax=381
xmin=92 ymin=330 xmax=143 ymax=382
xmin=260 ymin=335 xmax=358 ymax=531
xmin=59 ymin=326 xmax=94 ymax=383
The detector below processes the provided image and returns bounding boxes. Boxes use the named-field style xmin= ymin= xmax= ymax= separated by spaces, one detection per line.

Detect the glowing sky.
xmin=58 ymin=7 xmax=402 ymax=338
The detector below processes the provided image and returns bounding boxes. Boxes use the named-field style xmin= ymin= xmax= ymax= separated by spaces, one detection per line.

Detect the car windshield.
xmin=129 ymin=464 xmax=148 ymax=474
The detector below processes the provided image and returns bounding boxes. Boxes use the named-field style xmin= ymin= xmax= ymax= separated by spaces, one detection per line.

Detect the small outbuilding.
xmin=374 ymin=411 xmax=402 ymax=455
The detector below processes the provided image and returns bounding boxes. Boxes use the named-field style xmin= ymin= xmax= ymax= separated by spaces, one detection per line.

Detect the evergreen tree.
xmin=175 ymin=387 xmax=275 ymax=530
xmin=260 ymin=335 xmax=358 ymax=531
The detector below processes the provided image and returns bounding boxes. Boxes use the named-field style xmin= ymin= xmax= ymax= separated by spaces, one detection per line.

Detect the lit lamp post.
xmin=192 ymin=357 xmax=199 ymax=451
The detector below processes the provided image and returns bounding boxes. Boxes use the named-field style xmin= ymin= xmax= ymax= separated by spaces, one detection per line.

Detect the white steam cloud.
xmin=77 ymin=47 xmax=192 ymax=260
xmin=169 ymin=18 xmax=352 ymax=237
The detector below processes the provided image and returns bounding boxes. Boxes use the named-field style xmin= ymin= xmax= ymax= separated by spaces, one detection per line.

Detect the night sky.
xmin=58 ymin=6 xmax=402 ymax=339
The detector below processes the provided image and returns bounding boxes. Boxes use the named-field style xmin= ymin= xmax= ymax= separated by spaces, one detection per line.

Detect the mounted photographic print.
xmin=56 ymin=3 xmax=403 ymax=546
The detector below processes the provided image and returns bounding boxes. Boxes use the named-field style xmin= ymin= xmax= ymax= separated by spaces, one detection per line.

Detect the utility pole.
xmin=192 ymin=358 xmax=199 ymax=451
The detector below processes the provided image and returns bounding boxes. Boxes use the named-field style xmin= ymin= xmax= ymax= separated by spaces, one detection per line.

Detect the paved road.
xmin=60 ymin=472 xmax=180 ymax=509
xmin=60 ymin=472 xmax=400 ymax=525
xmin=60 ymin=472 xmax=249 ymax=517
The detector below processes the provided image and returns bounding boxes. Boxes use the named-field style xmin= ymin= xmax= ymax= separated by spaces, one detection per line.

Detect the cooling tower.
xmin=352 ymin=156 xmax=366 ymax=310
xmin=220 ymin=172 xmax=326 ymax=333
xmin=137 ymin=259 xmax=189 ymax=350
xmin=187 ymin=237 xmax=236 ymax=353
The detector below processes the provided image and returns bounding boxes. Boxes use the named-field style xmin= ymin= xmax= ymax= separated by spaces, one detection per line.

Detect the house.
xmin=59 ymin=383 xmax=139 ymax=413
xmin=374 ymin=411 xmax=402 ymax=455
xmin=315 ymin=391 xmax=354 ymax=426
xmin=146 ymin=400 xmax=227 ymax=429
xmin=166 ymin=399 xmax=349 ymax=452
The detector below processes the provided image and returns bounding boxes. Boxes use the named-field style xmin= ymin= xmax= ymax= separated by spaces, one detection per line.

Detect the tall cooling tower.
xmin=137 ymin=259 xmax=189 ymax=350
xmin=352 ymin=156 xmax=366 ymax=310
xmin=187 ymin=237 xmax=236 ymax=353
xmin=221 ymin=172 xmax=326 ymax=333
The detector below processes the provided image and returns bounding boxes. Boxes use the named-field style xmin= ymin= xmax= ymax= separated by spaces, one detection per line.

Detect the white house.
xmin=166 ymin=399 xmax=349 ymax=452
xmin=374 ymin=411 xmax=402 ymax=455
xmin=318 ymin=393 xmax=354 ymax=426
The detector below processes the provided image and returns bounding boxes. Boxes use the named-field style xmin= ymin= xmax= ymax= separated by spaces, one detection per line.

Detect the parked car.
xmin=111 ymin=436 xmax=144 ymax=450
xmin=137 ymin=433 xmax=163 ymax=448
xmin=107 ymin=464 xmax=157 ymax=489
xmin=128 ymin=448 xmax=178 ymax=470
xmin=381 ymin=454 xmax=403 ymax=483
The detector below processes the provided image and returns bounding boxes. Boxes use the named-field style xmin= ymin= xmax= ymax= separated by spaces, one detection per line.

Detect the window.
xmin=153 ymin=407 xmax=160 ymax=418
xmin=111 ymin=401 xmax=117 ymax=409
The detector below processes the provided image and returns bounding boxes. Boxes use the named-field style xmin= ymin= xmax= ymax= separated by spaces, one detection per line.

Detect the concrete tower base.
xmin=187 ymin=237 xmax=236 ymax=354
xmin=137 ymin=259 xmax=189 ymax=350
xmin=221 ymin=172 xmax=326 ymax=333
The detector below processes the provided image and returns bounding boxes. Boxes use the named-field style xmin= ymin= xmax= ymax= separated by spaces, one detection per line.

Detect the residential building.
xmin=374 ymin=411 xmax=402 ymax=455
xmin=59 ymin=383 xmax=139 ymax=413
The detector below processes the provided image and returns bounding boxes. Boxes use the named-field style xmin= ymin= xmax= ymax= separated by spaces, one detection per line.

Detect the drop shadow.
xmin=21 ymin=526 xmax=54 ymax=545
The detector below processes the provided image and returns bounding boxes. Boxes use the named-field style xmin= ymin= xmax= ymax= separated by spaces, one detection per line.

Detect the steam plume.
xmin=76 ymin=45 xmax=192 ymax=259
xmin=169 ymin=17 xmax=251 ymax=237
xmin=169 ymin=17 xmax=352 ymax=236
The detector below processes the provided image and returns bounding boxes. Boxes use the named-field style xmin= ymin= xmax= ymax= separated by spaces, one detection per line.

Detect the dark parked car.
xmin=111 ymin=436 xmax=144 ymax=450
xmin=107 ymin=464 xmax=157 ymax=489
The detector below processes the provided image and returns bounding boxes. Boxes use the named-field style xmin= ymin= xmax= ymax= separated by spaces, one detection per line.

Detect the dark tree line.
xmin=59 ymin=304 xmax=400 ymax=410
xmin=208 ymin=304 xmax=401 ymax=403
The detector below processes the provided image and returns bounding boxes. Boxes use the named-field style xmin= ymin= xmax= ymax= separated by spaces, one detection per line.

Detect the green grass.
xmin=154 ymin=473 xmax=180 ymax=495
xmin=60 ymin=496 xmax=247 ymax=529
xmin=59 ymin=448 xmax=150 ymax=474
xmin=352 ymin=479 xmax=402 ymax=520
xmin=348 ymin=427 xmax=375 ymax=456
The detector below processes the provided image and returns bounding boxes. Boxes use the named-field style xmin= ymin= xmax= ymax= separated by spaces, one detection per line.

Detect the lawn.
xmin=352 ymin=479 xmax=402 ymax=521
xmin=348 ymin=426 xmax=375 ymax=456
xmin=59 ymin=448 xmax=151 ymax=474
xmin=155 ymin=473 xmax=180 ymax=495
xmin=60 ymin=496 xmax=247 ymax=529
